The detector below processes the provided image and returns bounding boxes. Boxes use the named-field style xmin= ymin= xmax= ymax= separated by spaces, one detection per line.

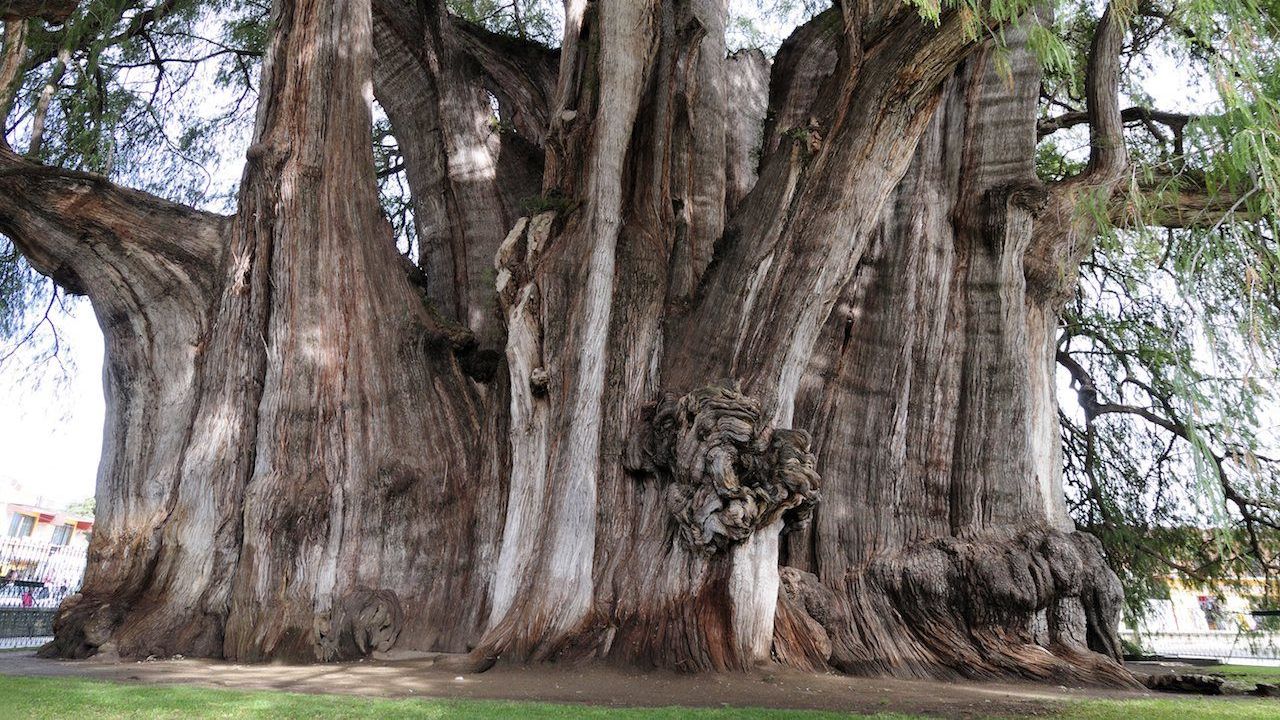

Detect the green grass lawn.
xmin=0 ymin=675 xmax=924 ymax=719
xmin=1057 ymin=697 xmax=1280 ymax=720
xmin=1194 ymin=662 xmax=1280 ymax=686
xmin=0 ymin=674 xmax=1277 ymax=719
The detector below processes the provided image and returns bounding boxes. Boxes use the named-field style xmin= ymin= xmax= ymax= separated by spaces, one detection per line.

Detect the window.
xmin=51 ymin=525 xmax=73 ymax=547
xmin=7 ymin=514 xmax=34 ymax=538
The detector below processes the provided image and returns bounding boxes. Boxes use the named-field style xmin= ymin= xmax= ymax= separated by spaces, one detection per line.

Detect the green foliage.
xmin=726 ymin=0 xmax=827 ymax=53
xmin=1040 ymin=0 xmax=1280 ymax=618
xmin=1025 ymin=20 xmax=1076 ymax=76
xmin=1196 ymin=663 xmax=1280 ymax=684
xmin=1060 ymin=698 xmax=1280 ymax=720
xmin=0 ymin=241 xmax=44 ymax=341
xmin=0 ymin=240 xmax=65 ymax=372
xmin=64 ymin=496 xmax=95 ymax=517
xmin=448 ymin=0 xmax=561 ymax=45
xmin=2 ymin=673 xmax=1280 ymax=720
xmin=6 ymin=0 xmax=266 ymax=204
xmin=520 ymin=189 xmax=574 ymax=215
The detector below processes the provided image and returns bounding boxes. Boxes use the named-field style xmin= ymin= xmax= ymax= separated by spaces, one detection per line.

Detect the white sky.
xmin=0 ymin=301 xmax=102 ymax=508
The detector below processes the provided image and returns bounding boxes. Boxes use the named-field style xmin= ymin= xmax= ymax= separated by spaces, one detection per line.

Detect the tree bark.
xmin=774 ymin=10 xmax=1134 ymax=683
xmin=16 ymin=0 xmax=506 ymax=662
xmin=0 ymin=0 xmax=1147 ymax=684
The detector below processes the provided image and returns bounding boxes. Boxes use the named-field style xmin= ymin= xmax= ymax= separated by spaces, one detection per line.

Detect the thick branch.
xmin=371 ymin=0 xmax=537 ymax=347
xmin=0 ymin=0 xmax=76 ymax=22
xmin=760 ymin=8 xmax=839 ymax=160
xmin=1028 ymin=4 xmax=1130 ymax=301
xmin=1079 ymin=2 xmax=1128 ymax=184
xmin=0 ymin=18 xmax=26 ymax=123
xmin=1038 ymin=106 xmax=1193 ymax=139
xmin=1110 ymin=176 xmax=1263 ymax=229
xmin=450 ymin=15 xmax=558 ymax=146
xmin=0 ymin=148 xmax=224 ymax=301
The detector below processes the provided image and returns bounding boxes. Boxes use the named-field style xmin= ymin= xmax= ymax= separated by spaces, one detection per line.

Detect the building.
xmin=3 ymin=503 xmax=93 ymax=549
xmin=0 ymin=485 xmax=92 ymax=607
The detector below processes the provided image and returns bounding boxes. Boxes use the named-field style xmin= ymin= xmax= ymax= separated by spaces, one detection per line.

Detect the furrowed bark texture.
xmin=2 ymin=0 xmax=1138 ymax=684
xmin=18 ymin=0 xmax=505 ymax=661
xmin=775 ymin=15 xmax=1133 ymax=683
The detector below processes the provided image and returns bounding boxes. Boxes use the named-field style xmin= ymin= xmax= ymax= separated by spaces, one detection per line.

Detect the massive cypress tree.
xmin=0 ymin=0 xmax=1276 ymax=684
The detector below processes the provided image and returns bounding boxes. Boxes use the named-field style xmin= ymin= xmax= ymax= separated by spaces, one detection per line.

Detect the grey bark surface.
xmin=0 ymin=0 xmax=1140 ymax=684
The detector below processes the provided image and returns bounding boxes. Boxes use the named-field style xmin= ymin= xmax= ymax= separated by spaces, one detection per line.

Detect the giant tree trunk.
xmin=0 ymin=0 xmax=1135 ymax=684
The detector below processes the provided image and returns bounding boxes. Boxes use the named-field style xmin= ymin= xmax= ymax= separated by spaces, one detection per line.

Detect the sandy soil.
xmin=0 ymin=650 xmax=1185 ymax=718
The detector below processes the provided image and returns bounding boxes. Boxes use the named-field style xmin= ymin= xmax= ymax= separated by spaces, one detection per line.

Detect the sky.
xmin=0 ymin=4 xmax=1265 ymax=516
xmin=0 ymin=300 xmax=102 ymax=509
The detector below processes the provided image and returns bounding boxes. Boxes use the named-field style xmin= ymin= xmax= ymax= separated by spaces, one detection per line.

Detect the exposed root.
xmin=628 ymin=379 xmax=822 ymax=553
xmin=38 ymin=594 xmax=120 ymax=660
xmin=318 ymin=587 xmax=404 ymax=660
xmin=772 ymin=567 xmax=836 ymax=671
xmin=773 ymin=528 xmax=1138 ymax=687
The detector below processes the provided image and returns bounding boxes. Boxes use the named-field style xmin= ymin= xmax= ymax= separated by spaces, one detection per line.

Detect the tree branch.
xmin=1057 ymin=346 xmax=1280 ymax=571
xmin=1078 ymin=2 xmax=1129 ymax=185
xmin=1028 ymin=3 xmax=1130 ymax=300
xmin=0 ymin=0 xmax=77 ymax=22
xmin=0 ymin=148 xmax=225 ymax=302
xmin=1038 ymin=106 xmax=1193 ymax=139
xmin=0 ymin=18 xmax=27 ymax=125
xmin=1110 ymin=174 xmax=1263 ymax=229
xmin=449 ymin=15 xmax=558 ymax=147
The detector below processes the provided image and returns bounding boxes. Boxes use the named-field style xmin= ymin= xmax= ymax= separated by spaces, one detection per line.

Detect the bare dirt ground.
xmin=0 ymin=650 xmax=1177 ymax=718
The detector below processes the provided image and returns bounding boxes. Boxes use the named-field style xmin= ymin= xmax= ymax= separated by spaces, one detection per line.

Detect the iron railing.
xmin=0 ymin=536 xmax=85 ymax=608
xmin=0 ymin=607 xmax=55 ymax=649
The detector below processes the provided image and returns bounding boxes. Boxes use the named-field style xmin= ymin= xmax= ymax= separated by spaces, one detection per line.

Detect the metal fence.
xmin=0 ymin=536 xmax=85 ymax=608
xmin=0 ymin=607 xmax=55 ymax=649
xmin=1122 ymin=629 xmax=1280 ymax=665
xmin=0 ymin=537 xmax=85 ymax=648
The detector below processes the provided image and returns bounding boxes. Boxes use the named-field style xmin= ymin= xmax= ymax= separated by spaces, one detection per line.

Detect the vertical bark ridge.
xmin=946 ymin=41 xmax=1061 ymax=534
xmin=774 ymin=31 xmax=1134 ymax=686
xmin=787 ymin=77 xmax=964 ymax=578
xmin=484 ymin=0 xmax=662 ymax=659
xmin=665 ymin=5 xmax=987 ymax=423
xmin=220 ymin=0 xmax=499 ymax=661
